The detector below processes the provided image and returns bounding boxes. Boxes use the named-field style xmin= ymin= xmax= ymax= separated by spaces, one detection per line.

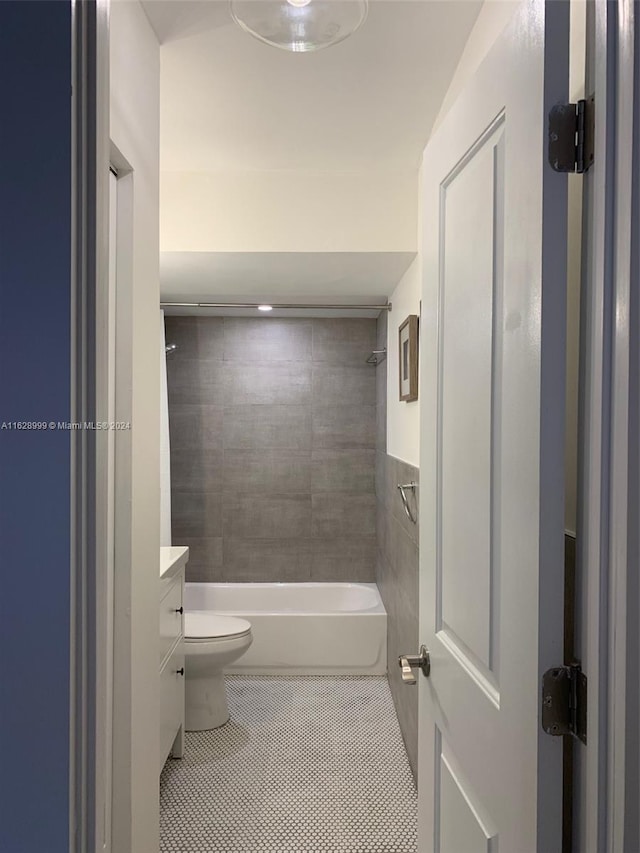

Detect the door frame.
xmin=70 ymin=1 xmax=110 ymax=850
xmin=73 ymin=0 xmax=638 ymax=850
xmin=77 ymin=2 xmax=162 ymax=849
xmin=106 ymin=147 xmax=139 ymax=853
xmin=577 ymin=1 xmax=638 ymax=850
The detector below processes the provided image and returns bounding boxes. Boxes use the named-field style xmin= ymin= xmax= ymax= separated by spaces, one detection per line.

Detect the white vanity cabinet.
xmin=159 ymin=546 xmax=188 ymax=773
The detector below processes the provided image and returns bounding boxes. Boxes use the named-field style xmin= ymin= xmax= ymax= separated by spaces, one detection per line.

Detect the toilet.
xmin=184 ymin=612 xmax=253 ymax=730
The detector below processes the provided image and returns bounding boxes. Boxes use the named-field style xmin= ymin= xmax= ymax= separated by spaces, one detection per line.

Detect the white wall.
xmin=161 ymin=169 xmax=417 ymax=253
xmin=110 ymin=2 xmax=161 ymax=851
xmin=387 ymin=255 xmax=421 ymax=466
xmin=432 ymin=0 xmax=519 ymax=132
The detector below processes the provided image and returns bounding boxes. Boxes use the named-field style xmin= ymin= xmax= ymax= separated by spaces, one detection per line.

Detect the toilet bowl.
xmin=184 ymin=612 xmax=253 ymax=730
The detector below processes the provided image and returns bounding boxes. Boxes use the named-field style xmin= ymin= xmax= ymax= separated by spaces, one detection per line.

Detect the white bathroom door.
xmin=417 ymin=1 xmax=570 ymax=851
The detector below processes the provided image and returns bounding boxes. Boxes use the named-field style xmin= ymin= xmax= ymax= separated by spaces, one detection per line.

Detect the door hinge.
xmin=548 ymin=96 xmax=595 ymax=174
xmin=542 ymin=662 xmax=587 ymax=744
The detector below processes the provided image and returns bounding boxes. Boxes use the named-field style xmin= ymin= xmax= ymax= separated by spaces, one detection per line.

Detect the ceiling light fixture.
xmin=258 ymin=304 xmax=274 ymax=311
xmin=230 ymin=0 xmax=368 ymax=53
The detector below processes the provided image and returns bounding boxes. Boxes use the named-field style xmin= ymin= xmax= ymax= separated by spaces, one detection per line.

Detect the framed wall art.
xmin=398 ymin=314 xmax=418 ymax=402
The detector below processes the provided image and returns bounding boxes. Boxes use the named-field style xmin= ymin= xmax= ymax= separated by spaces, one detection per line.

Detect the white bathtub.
xmin=184 ymin=582 xmax=387 ymax=676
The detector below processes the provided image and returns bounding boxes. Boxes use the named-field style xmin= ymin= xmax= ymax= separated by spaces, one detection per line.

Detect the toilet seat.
xmin=185 ymin=612 xmax=251 ymax=642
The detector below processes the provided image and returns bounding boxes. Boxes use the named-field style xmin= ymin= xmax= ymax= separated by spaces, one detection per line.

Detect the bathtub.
xmin=183 ymin=582 xmax=387 ymax=676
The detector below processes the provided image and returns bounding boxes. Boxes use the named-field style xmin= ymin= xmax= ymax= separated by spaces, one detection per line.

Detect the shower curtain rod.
xmin=160 ymin=301 xmax=392 ymax=311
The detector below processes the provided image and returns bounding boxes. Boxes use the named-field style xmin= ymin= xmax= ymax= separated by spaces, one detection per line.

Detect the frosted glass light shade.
xmin=230 ymin=0 xmax=368 ymax=53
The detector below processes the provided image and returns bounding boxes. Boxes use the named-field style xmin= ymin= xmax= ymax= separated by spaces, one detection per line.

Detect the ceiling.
xmin=160 ymin=250 xmax=416 ymax=315
xmin=143 ymin=0 xmax=483 ymax=173
xmin=142 ymin=0 xmax=481 ymax=309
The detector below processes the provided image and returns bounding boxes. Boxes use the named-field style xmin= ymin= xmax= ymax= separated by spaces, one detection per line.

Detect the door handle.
xmin=398 ymin=645 xmax=431 ymax=684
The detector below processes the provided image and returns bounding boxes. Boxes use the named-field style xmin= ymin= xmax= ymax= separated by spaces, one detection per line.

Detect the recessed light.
xmin=258 ymin=305 xmax=273 ymax=312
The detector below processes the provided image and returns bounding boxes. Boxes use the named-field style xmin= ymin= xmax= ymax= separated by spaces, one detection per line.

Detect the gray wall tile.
xmin=376 ymin=360 xmax=388 ymax=402
xmin=312 ymin=494 xmax=376 ymax=538
xmin=390 ymin=458 xmax=420 ymax=546
xmin=311 ymin=450 xmax=374 ymax=493
xmin=386 ymin=583 xmax=419 ymax=777
xmin=376 ymin=403 xmax=387 ymax=453
xmin=224 ymin=450 xmax=311 ymax=494
xmin=306 ymin=536 xmax=377 ymax=582
xmin=376 ymin=447 xmax=420 ymax=780
xmin=184 ymin=537 xmax=223 ymax=583
xmin=376 ymin=496 xmax=392 ymax=567
xmin=172 ymin=491 xmax=223 ymax=538
xmin=376 ymin=309 xmax=388 ymax=350
xmin=167 ymin=358 xmax=224 ymax=406
xmin=165 ymin=316 xmax=224 ymax=361
xmin=375 ymin=451 xmax=387 ymax=506
xmin=171 ymin=449 xmax=223 ymax=493
xmin=375 ymin=320 xmax=387 ymax=454
xmin=376 ymin=551 xmax=392 ymax=609
xmin=167 ymin=318 xmax=378 ymax=591
xmin=389 ymin=516 xmax=419 ymax=603
xmin=312 ymin=405 xmax=376 ymax=450
xmin=223 ymin=364 xmax=312 ymax=406
xmin=169 ymin=404 xmax=223 ymax=450
xmin=223 ymin=405 xmax=312 ymax=450
xmin=312 ymin=365 xmax=376 ymax=407
xmin=223 ymin=494 xmax=312 ymax=539
xmin=223 ymin=318 xmax=312 ymax=363
xmin=312 ymin=319 xmax=377 ymax=366
xmin=223 ymin=538 xmax=311 ymax=582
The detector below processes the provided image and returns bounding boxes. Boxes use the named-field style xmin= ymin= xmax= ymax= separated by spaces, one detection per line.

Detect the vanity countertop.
xmin=160 ymin=545 xmax=189 ymax=581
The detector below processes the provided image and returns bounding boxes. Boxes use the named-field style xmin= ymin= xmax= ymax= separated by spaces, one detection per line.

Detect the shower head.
xmin=165 ymin=343 xmax=177 ymax=355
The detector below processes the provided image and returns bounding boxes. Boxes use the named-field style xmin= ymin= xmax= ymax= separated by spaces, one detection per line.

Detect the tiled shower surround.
xmin=166 ymin=316 xmax=377 ymax=583
xmin=375 ymin=310 xmax=420 ymax=778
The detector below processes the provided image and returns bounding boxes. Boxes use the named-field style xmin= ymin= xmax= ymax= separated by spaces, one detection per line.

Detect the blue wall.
xmin=0 ymin=3 xmax=72 ymax=851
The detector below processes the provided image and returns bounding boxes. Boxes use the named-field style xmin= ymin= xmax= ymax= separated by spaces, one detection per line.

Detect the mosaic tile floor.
xmin=160 ymin=676 xmax=417 ymax=852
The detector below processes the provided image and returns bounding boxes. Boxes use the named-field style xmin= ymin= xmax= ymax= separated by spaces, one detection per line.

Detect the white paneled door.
xmin=417 ymin=1 xmax=570 ymax=851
